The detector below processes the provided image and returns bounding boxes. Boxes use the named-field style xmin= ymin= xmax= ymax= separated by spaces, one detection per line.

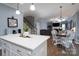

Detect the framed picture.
xmin=7 ymin=17 xmax=18 ymax=27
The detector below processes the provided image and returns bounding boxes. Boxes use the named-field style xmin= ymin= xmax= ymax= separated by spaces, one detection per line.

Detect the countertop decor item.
xmin=19 ymin=32 xmax=31 ymax=38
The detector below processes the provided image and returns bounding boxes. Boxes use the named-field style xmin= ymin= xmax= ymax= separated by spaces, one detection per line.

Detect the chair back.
xmin=51 ymin=30 xmax=57 ymax=40
xmin=63 ymin=30 xmax=75 ymax=48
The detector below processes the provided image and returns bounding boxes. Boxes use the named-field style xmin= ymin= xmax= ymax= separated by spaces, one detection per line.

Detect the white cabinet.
xmin=32 ymin=41 xmax=47 ymax=56
xmin=10 ymin=44 xmax=32 ymax=56
xmin=0 ymin=40 xmax=2 ymax=56
xmin=1 ymin=40 xmax=10 ymax=56
xmin=2 ymin=48 xmax=10 ymax=56
xmin=0 ymin=39 xmax=47 ymax=56
xmin=1 ymin=40 xmax=20 ymax=56
xmin=10 ymin=50 xmax=20 ymax=56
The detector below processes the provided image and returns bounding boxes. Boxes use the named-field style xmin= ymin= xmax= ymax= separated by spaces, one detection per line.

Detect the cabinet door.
xmin=10 ymin=50 xmax=20 ymax=56
xmin=10 ymin=44 xmax=32 ymax=56
xmin=2 ymin=40 xmax=10 ymax=56
xmin=2 ymin=48 xmax=10 ymax=56
xmin=32 ymin=41 xmax=47 ymax=56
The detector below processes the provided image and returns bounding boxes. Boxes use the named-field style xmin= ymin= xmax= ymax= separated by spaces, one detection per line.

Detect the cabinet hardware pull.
xmin=17 ymin=50 xmax=21 ymax=52
xmin=4 ymin=43 xmax=6 ymax=45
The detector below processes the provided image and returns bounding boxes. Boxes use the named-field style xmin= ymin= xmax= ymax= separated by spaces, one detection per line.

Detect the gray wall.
xmin=71 ymin=11 xmax=78 ymax=43
xmin=35 ymin=18 xmax=48 ymax=30
xmin=75 ymin=11 xmax=79 ymax=43
xmin=0 ymin=4 xmax=23 ymax=35
xmin=35 ymin=18 xmax=48 ymax=35
xmin=38 ymin=19 xmax=48 ymax=30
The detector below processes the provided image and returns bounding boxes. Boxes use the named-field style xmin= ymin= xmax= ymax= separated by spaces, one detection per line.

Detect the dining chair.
xmin=62 ymin=30 xmax=76 ymax=55
xmin=51 ymin=29 xmax=63 ymax=46
xmin=51 ymin=29 xmax=57 ymax=42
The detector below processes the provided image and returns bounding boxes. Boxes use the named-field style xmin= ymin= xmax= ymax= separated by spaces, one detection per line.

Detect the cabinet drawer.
xmin=10 ymin=44 xmax=32 ymax=56
xmin=10 ymin=49 xmax=20 ymax=56
xmin=1 ymin=40 xmax=11 ymax=56
xmin=1 ymin=40 xmax=10 ymax=50
xmin=2 ymin=40 xmax=11 ymax=49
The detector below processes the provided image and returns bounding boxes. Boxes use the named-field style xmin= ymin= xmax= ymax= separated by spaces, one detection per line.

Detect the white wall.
xmin=0 ymin=4 xmax=23 ymax=35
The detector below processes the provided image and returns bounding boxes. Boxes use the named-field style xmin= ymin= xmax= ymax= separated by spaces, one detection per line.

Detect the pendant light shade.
xmin=30 ymin=3 xmax=36 ymax=11
xmin=16 ymin=10 xmax=21 ymax=15
xmin=55 ymin=6 xmax=66 ymax=22
xmin=16 ymin=3 xmax=21 ymax=15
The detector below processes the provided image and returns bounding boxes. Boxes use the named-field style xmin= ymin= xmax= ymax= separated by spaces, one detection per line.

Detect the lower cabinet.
xmin=10 ymin=44 xmax=32 ymax=56
xmin=0 ymin=39 xmax=47 ymax=56
xmin=2 ymin=48 xmax=10 ymax=56
xmin=10 ymin=50 xmax=20 ymax=56
xmin=2 ymin=40 xmax=10 ymax=56
xmin=32 ymin=41 xmax=47 ymax=56
xmin=0 ymin=40 xmax=2 ymax=56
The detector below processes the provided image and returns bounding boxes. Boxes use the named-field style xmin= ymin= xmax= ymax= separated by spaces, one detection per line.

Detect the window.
xmin=62 ymin=24 xmax=65 ymax=30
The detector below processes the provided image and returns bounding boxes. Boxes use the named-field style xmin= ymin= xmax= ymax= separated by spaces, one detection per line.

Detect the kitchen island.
xmin=0 ymin=34 xmax=49 ymax=56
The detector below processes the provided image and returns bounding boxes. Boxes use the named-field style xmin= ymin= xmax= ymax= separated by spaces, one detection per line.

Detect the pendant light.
xmin=59 ymin=6 xmax=66 ymax=22
xmin=16 ymin=3 xmax=21 ymax=15
xmin=30 ymin=3 xmax=36 ymax=11
xmin=60 ymin=6 xmax=62 ymax=19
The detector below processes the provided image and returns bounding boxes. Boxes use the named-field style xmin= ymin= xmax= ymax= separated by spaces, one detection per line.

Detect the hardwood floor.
xmin=47 ymin=37 xmax=62 ymax=56
xmin=47 ymin=37 xmax=79 ymax=56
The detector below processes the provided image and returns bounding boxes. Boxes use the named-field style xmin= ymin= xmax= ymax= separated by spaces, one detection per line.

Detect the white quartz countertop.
xmin=0 ymin=34 xmax=50 ymax=51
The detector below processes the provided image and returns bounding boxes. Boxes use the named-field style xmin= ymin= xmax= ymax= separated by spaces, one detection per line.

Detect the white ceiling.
xmin=4 ymin=3 xmax=79 ymax=18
